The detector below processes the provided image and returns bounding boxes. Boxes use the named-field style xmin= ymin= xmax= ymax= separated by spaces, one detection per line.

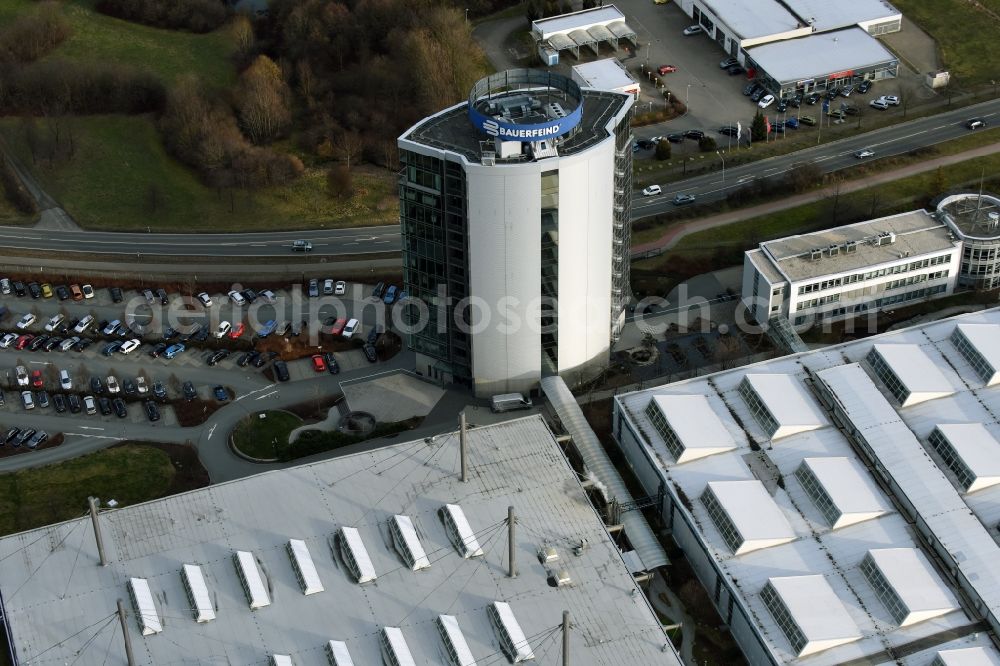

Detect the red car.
xmin=311 ymin=354 xmax=327 ymax=373
xmin=30 ymin=369 xmax=43 ymax=388
xmin=658 ymin=64 xmax=678 ymax=75
xmin=227 ymin=323 xmax=246 ymax=339
xmin=14 ymin=334 xmax=33 ymax=350
xmin=329 ymin=318 xmax=347 ymax=336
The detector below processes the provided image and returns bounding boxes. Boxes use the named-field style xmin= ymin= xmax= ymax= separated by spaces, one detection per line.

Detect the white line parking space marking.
xmin=207 ymin=424 xmax=217 ymax=440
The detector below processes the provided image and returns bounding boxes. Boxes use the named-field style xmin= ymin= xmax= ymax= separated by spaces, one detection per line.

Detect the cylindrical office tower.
xmin=937 ymin=192 xmax=1000 ymax=290
xmin=398 ymin=70 xmax=634 ymax=397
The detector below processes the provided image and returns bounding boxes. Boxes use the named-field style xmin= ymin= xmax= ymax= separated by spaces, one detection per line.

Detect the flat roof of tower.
xmin=400 ymin=88 xmax=630 ymax=163
xmin=0 ymin=416 xmax=677 ymax=666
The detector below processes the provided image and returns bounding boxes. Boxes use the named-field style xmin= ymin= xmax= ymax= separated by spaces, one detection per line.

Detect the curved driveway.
xmin=0 ymin=99 xmax=998 ymax=258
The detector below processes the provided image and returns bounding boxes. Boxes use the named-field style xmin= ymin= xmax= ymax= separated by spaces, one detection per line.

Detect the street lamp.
xmin=686 ymin=84 xmax=691 ymax=105
xmin=716 ymin=150 xmax=725 ymax=186
xmin=464 ymin=8 xmax=468 ymax=23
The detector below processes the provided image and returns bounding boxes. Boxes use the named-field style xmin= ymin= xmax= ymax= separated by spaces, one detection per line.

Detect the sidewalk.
xmin=632 ymin=141 xmax=1000 ymax=257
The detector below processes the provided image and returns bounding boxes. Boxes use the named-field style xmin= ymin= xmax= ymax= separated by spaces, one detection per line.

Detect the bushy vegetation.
xmin=95 ymin=0 xmax=228 ymax=33
xmin=0 ymin=1 xmax=69 ymax=63
xmin=0 ymin=59 xmax=164 ymax=115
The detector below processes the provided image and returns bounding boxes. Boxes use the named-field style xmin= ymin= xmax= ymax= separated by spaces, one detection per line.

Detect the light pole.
xmin=716 ymin=150 xmax=725 ymax=186
xmin=464 ymin=8 xmax=469 ymax=23
xmin=686 ymin=84 xmax=691 ymax=106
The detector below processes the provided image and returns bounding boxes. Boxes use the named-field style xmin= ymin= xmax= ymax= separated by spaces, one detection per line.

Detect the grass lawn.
xmin=232 ymin=411 xmax=303 ymax=460
xmin=0 ymin=0 xmax=237 ymax=88
xmin=891 ymin=0 xmax=1000 ymax=85
xmin=0 ymin=191 xmax=34 ymax=227
xmin=0 ymin=115 xmax=398 ymax=231
xmin=0 ymin=443 xmax=207 ymax=537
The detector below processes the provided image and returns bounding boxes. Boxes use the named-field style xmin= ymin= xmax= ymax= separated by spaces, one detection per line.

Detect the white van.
xmin=342 ymin=318 xmax=360 ymax=339
xmin=490 ymin=393 xmax=533 ymax=413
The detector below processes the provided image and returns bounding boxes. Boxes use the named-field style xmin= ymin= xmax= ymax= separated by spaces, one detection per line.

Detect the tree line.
xmin=95 ymin=0 xmax=229 ymax=33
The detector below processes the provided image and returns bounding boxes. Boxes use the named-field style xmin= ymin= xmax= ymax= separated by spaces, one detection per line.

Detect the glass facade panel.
xmin=860 ymin=553 xmax=909 ymax=624
xmin=865 ymin=349 xmax=910 ymax=405
xmin=702 ymin=486 xmax=743 ymax=553
xmin=738 ymin=378 xmax=779 ymax=437
xmin=795 ymin=463 xmax=841 ymax=527
xmin=644 ymin=400 xmax=684 ymax=461
xmin=951 ymin=328 xmax=996 ymax=384
xmin=760 ymin=582 xmax=807 ymax=655
xmin=927 ymin=427 xmax=977 ymax=491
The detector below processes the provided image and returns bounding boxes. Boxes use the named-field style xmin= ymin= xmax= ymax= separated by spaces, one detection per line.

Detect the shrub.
xmin=95 ymin=0 xmax=228 ymax=33
xmin=327 ymin=166 xmax=353 ymax=199
xmin=655 ymin=140 xmax=671 ymax=161
xmin=0 ymin=2 xmax=70 ymax=64
xmin=0 ymin=60 xmax=165 ymax=115
xmin=698 ymin=136 xmax=718 ymax=152
xmin=0 ymin=156 xmax=38 ymax=215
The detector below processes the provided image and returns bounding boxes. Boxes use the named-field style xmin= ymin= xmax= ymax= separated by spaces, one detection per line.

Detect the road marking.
xmin=255 ymin=390 xmax=279 ymax=401
xmin=65 ymin=433 xmax=121 ymax=440
xmin=28 ymin=360 xmax=49 ymax=365
xmin=235 ymin=384 xmax=278 ymax=402
xmin=207 ymin=424 xmax=217 ymax=440
xmin=77 ymin=426 xmax=105 ymax=431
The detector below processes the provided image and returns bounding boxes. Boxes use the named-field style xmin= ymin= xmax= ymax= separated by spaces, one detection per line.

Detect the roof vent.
xmin=810 ymin=248 xmax=823 ymax=261
xmin=828 ymin=244 xmax=840 ymax=256
xmin=989 ymin=212 xmax=999 ymax=230
xmin=549 ymin=569 xmax=572 ymax=587
xmin=538 ymin=546 xmax=559 ymax=563
xmin=845 ymin=240 xmax=858 ymax=253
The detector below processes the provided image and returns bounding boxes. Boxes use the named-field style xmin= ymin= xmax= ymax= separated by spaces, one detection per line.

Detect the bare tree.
xmin=235 ymin=55 xmax=291 ymax=144
xmin=231 ymin=14 xmax=255 ymax=59
xmin=334 ymin=131 xmax=365 ymax=170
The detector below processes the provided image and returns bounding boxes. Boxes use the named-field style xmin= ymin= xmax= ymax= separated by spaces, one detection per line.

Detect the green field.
xmin=0 ymin=0 xmax=237 ymax=88
xmin=232 ymin=411 xmax=303 ymax=460
xmin=0 ymin=115 xmax=397 ymax=231
xmin=891 ymin=0 xmax=1000 ymax=85
xmin=0 ymin=444 xmax=202 ymax=537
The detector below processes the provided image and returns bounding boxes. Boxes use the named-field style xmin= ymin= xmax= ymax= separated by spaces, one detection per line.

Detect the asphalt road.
xmin=0 ymin=99 xmax=996 ymax=259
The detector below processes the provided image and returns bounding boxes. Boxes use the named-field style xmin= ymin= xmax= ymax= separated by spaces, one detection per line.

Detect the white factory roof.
xmin=704 ymin=480 xmax=796 ymax=554
xmin=0 ymin=416 xmax=677 ymax=666
xmin=181 ymin=564 xmax=216 ymax=623
xmin=326 ymin=640 xmax=355 ymax=666
xmin=532 ymin=5 xmax=625 ymax=37
xmin=437 ymin=614 xmax=477 ymax=666
xmin=936 ymin=647 xmax=1000 ymax=666
xmin=954 ymin=323 xmax=1000 ymax=385
xmin=932 ymin=423 xmax=1000 ymax=493
xmin=287 ymin=538 xmax=324 ymax=595
xmin=613 ymin=308 xmax=1000 ymax=664
xmin=747 ymin=28 xmax=898 ymax=85
xmin=742 ymin=373 xmax=829 ymax=438
xmin=783 ymin=0 xmax=901 ymax=33
xmin=128 ymin=578 xmax=162 ymax=636
xmin=798 ymin=457 xmax=889 ymax=528
xmin=701 ymin=0 xmax=803 ymax=40
xmin=572 ymin=58 xmax=636 ymax=92
xmin=766 ymin=575 xmax=862 ymax=655
xmin=391 ymin=514 xmax=431 ymax=570
xmin=870 ymin=343 xmax=954 ymax=406
xmin=866 ymin=548 xmax=958 ymax=625
xmin=647 ymin=394 xmax=736 ymax=463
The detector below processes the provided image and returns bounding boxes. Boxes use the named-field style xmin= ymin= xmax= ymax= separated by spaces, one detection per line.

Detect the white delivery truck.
xmin=490 ymin=393 xmax=533 ymax=413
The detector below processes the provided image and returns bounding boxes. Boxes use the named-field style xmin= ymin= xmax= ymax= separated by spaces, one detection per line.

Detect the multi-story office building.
xmin=742 ymin=209 xmax=961 ymax=326
xmin=936 ymin=192 xmax=1000 ymax=290
xmin=398 ymin=70 xmax=633 ymax=396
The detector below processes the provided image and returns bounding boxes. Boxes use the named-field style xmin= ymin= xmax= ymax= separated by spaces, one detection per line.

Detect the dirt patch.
xmin=172 ymin=398 xmax=224 ymax=427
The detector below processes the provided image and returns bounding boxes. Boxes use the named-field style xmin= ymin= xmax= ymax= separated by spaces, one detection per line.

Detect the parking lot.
xmin=0 ymin=276 xmax=405 ymax=448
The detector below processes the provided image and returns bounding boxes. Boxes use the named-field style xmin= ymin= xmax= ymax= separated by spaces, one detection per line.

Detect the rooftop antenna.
xmin=508 ymin=506 xmax=517 ymax=578
xmin=88 ymin=496 xmax=108 ymax=566
xmin=562 ymin=611 xmax=571 ymax=666
xmin=116 ymin=599 xmax=137 ymax=666
xmin=459 ymin=412 xmax=468 ymax=483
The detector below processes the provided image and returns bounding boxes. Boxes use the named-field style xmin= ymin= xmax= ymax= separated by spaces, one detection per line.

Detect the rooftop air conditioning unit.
xmin=810 ymin=249 xmax=823 ymax=261
xmin=828 ymin=244 xmax=840 ymax=256
xmin=845 ymin=241 xmax=858 ymax=253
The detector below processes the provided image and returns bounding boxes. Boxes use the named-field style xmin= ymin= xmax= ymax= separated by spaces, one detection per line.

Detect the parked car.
xmin=308 ymin=279 xmax=319 ymax=298
xmin=91 ymin=376 xmax=104 ymax=394
xmin=719 ymin=56 xmax=738 ymax=69
xmin=684 ymin=129 xmax=705 ymax=140
xmin=207 ymin=349 xmax=231 ymax=366
xmin=12 ymin=281 xmax=25 ymax=297
xmin=110 ymin=287 xmax=123 ymax=303
xmin=119 ymin=339 xmax=141 ymax=354
xmin=657 ymin=64 xmax=677 ymax=74
xmin=196 ymin=292 xmax=213 ymax=307
xmin=156 ymin=288 xmax=169 ymax=305
xmin=726 ymin=65 xmax=745 ymax=76
xmin=82 ymin=284 xmax=95 ymax=299
xmin=113 ymin=398 xmax=127 ymax=418
xmin=362 ymin=344 xmax=378 ymax=363
xmin=150 ymin=342 xmax=168 ymax=358
xmin=666 ymin=133 xmax=684 ymax=143
xmin=29 ymin=335 xmax=49 ymax=352
xmin=259 ymin=320 xmax=277 ymax=338
xmin=214 ymin=321 xmax=232 ymax=338
xmin=870 ymin=98 xmax=889 ymax=110
xmin=102 ymin=340 xmax=123 ymax=356
xmin=372 ymin=281 xmax=386 ymax=299
xmin=60 ymin=336 xmax=80 ymax=351
xmin=136 ymin=377 xmax=148 ymax=394
xmin=682 ymin=24 xmax=702 ymax=35
xmin=758 ymin=94 xmax=775 ymax=109
xmin=334 ymin=281 xmax=347 ymax=295
xmin=144 ymin=400 xmax=160 ymax=422
xmin=718 ymin=126 xmax=739 ymax=137
xmin=70 ymin=284 xmax=84 ymax=300
xmin=106 ymin=375 xmax=120 ymax=394
xmin=0 ymin=333 xmax=16 ymax=348
xmin=182 ymin=381 xmax=197 ymax=401
xmin=26 ymin=430 xmax=48 ymax=449
xmin=20 ymin=391 xmax=34 ymax=410
xmin=254 ymin=351 xmax=277 ymax=368
xmin=328 ymin=318 xmax=347 ymax=336
xmin=324 ymin=352 xmax=340 ymax=375
xmin=311 ymin=354 xmax=327 ymax=372
xmin=164 ymin=343 xmax=186 ymax=359
xmin=59 ymin=369 xmax=72 ymax=390
xmin=228 ymin=290 xmax=246 ymax=306
xmin=53 ymin=393 xmax=66 ymax=413
xmin=153 ymin=382 xmax=167 ymax=400
xmin=273 ymin=361 xmax=290 ymax=382
xmin=98 ymin=397 xmax=112 ymax=415
xmin=857 ymin=79 xmax=872 ymax=94
xmin=798 ymin=115 xmax=817 ymax=126
xmin=41 ymin=283 xmax=53 ymax=298
xmin=14 ymin=335 xmax=32 ymax=350
xmin=227 ymin=323 xmax=246 ymax=339
xmin=27 ymin=282 xmax=41 ymax=299
xmin=73 ymin=315 xmax=95 ymax=334
xmin=16 ymin=313 xmax=36 ymax=329
xmin=238 ymin=351 xmax=259 ymax=367
xmin=84 ymin=395 xmax=97 ymax=415
xmin=241 ymin=288 xmax=258 ymax=303
xmin=68 ymin=394 xmax=81 ymax=413
xmin=383 ymin=285 xmax=398 ymax=304
xmin=213 ymin=385 xmax=229 ymax=402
